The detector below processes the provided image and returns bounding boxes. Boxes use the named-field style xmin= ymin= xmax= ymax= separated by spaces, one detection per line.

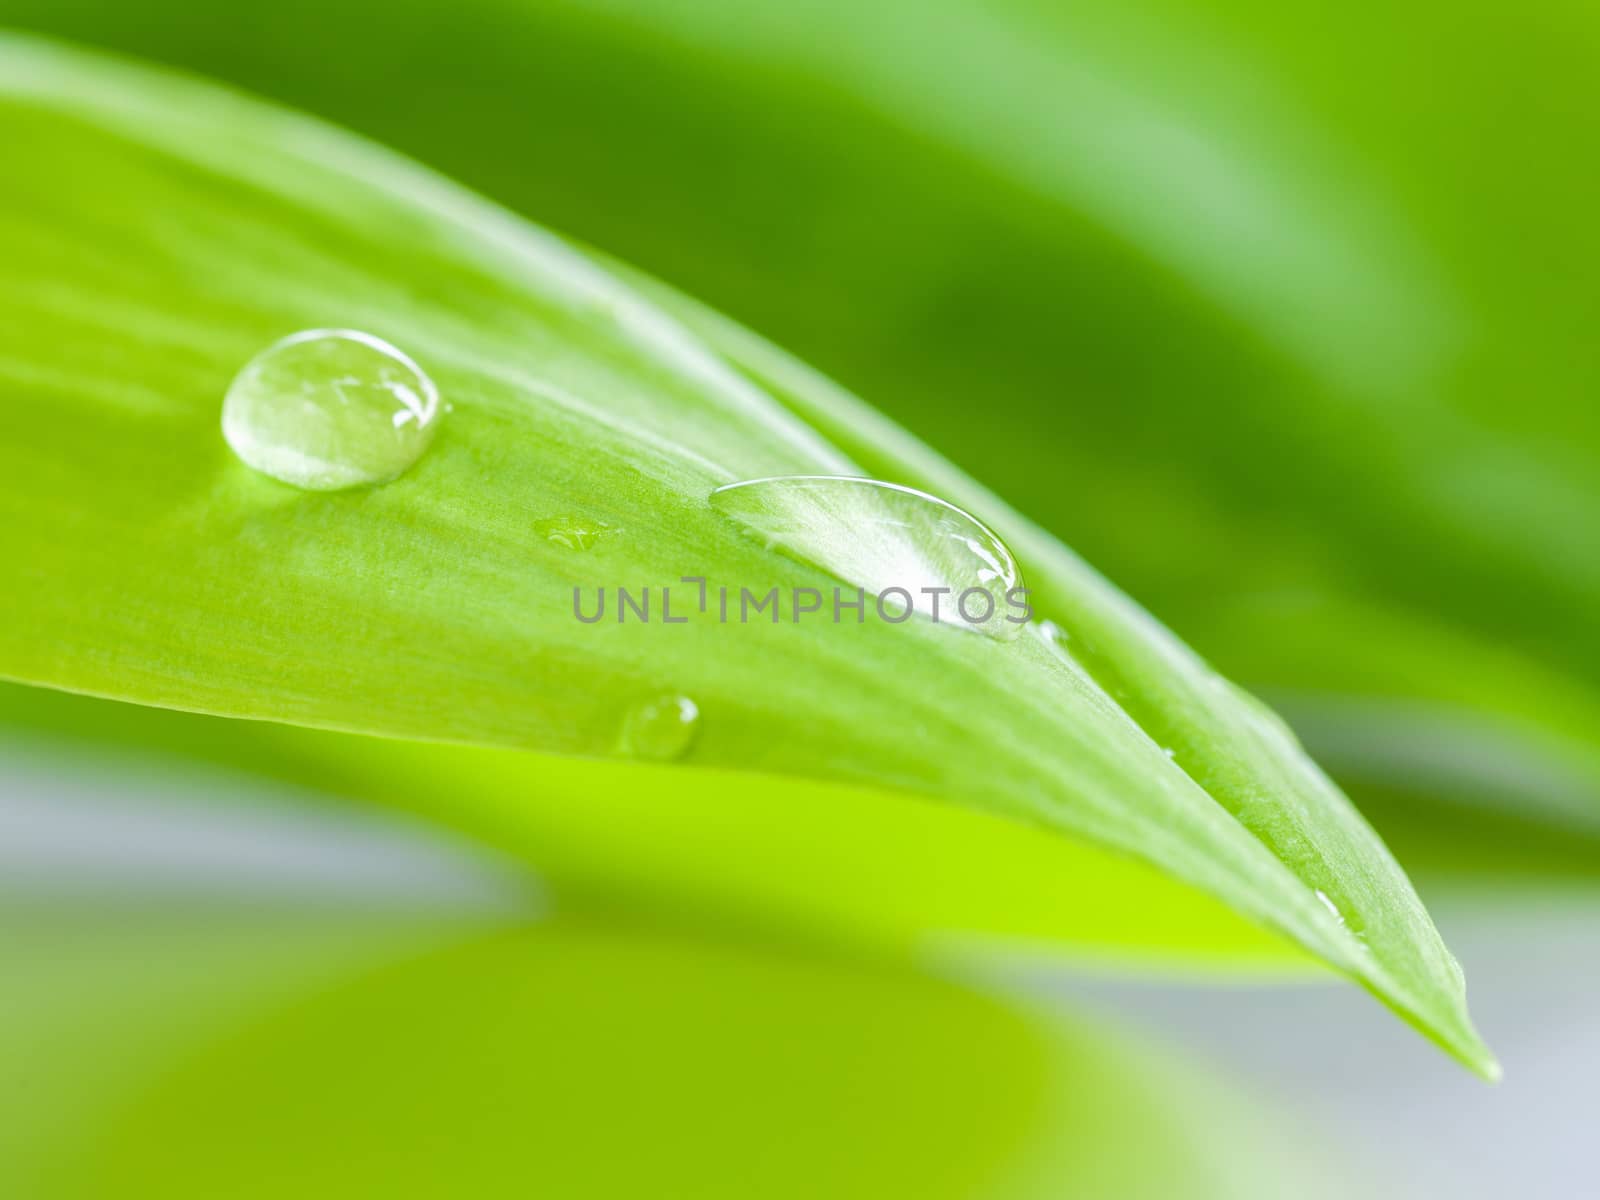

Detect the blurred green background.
xmin=2 ymin=0 xmax=1598 ymax=1195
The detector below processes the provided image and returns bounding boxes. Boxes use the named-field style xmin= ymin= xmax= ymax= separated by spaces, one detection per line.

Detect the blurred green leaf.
xmin=0 ymin=909 xmax=1335 ymax=1200
xmin=0 ymin=680 xmax=1308 ymax=972
xmin=0 ymin=912 xmax=488 ymax=1197
xmin=9 ymin=0 xmax=1591 ymax=874
xmin=0 ymin=36 xmax=1491 ymax=1073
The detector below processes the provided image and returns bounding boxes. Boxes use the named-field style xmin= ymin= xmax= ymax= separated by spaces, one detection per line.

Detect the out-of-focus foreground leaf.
xmin=0 ymin=36 xmax=1491 ymax=1073
xmin=0 ymin=907 xmax=1330 ymax=1200
xmin=8 ymin=0 xmax=1592 ymax=877
xmin=0 ymin=682 xmax=1303 ymax=972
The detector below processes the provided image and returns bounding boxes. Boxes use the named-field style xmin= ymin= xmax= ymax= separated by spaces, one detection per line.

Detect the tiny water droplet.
xmin=1034 ymin=619 xmax=1070 ymax=656
xmin=1314 ymin=889 xmax=1346 ymax=925
xmin=618 ymin=693 xmax=699 ymax=762
xmin=708 ymin=475 xmax=1026 ymax=641
xmin=222 ymin=329 xmax=441 ymax=490
xmin=535 ymin=515 xmax=614 ymax=551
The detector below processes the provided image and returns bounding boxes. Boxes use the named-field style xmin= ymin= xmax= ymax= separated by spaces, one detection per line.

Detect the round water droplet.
xmin=708 ymin=475 xmax=1026 ymax=641
xmin=618 ymin=693 xmax=700 ymax=762
xmin=222 ymin=329 xmax=441 ymax=490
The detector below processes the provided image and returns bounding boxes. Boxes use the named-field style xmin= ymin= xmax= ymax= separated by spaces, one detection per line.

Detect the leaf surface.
xmin=0 ymin=36 xmax=1492 ymax=1074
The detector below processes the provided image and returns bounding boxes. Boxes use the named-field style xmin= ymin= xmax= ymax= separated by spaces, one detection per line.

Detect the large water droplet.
xmin=617 ymin=693 xmax=700 ymax=762
xmin=708 ymin=476 xmax=1026 ymax=641
xmin=222 ymin=329 xmax=441 ymax=490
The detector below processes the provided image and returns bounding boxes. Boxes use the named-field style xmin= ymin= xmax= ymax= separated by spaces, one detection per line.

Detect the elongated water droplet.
xmin=222 ymin=329 xmax=441 ymax=490
xmin=708 ymin=476 xmax=1026 ymax=641
xmin=618 ymin=693 xmax=699 ymax=762
xmin=1312 ymin=886 xmax=1368 ymax=941
xmin=535 ymin=515 xmax=614 ymax=551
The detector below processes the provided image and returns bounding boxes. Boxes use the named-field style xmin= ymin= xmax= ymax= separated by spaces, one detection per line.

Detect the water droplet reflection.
xmin=222 ymin=329 xmax=441 ymax=490
xmin=708 ymin=475 xmax=1026 ymax=641
xmin=618 ymin=693 xmax=700 ymax=762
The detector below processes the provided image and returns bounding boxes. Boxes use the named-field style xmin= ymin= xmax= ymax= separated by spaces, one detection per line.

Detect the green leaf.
xmin=0 ymin=908 xmax=1338 ymax=1200
xmin=0 ymin=35 xmax=1493 ymax=1075
xmin=12 ymin=0 xmax=1591 ymax=879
